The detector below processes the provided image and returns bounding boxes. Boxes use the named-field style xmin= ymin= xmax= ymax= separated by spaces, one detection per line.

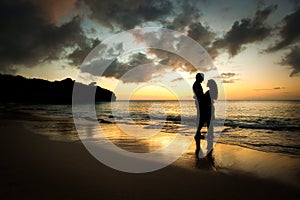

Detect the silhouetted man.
xmin=193 ymin=73 xmax=205 ymax=155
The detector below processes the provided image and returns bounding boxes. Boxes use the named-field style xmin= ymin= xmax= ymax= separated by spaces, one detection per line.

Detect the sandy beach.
xmin=1 ymin=0 xmax=300 ymax=199
xmin=1 ymin=118 xmax=300 ymax=200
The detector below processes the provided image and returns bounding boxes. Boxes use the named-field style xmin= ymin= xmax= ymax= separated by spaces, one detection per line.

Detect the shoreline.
xmin=1 ymin=119 xmax=300 ymax=199
xmin=176 ymin=142 xmax=300 ymax=188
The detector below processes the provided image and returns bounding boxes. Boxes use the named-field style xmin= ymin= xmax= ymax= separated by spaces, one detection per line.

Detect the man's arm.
xmin=193 ymin=83 xmax=204 ymax=100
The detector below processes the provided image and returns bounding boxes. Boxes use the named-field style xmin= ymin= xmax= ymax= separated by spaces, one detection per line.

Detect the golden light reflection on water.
xmin=212 ymin=144 xmax=300 ymax=187
xmin=174 ymin=141 xmax=300 ymax=187
xmin=98 ymin=124 xmax=178 ymax=153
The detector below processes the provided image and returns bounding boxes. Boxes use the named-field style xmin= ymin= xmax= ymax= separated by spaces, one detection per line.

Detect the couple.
xmin=193 ymin=73 xmax=218 ymax=156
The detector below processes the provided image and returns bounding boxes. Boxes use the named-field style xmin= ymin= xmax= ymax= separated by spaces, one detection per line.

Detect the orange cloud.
xmin=31 ymin=0 xmax=76 ymax=25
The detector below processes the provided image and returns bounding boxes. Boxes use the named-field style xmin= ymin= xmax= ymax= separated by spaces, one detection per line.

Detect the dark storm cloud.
xmin=2 ymin=0 xmax=295 ymax=84
xmin=254 ymin=3 xmax=278 ymax=22
xmin=67 ymin=39 xmax=100 ymax=66
xmin=264 ymin=7 xmax=300 ymax=76
xmin=266 ymin=7 xmax=300 ymax=52
xmin=169 ymin=0 xmax=218 ymax=59
xmin=80 ymin=36 xmax=211 ymax=83
xmin=109 ymin=53 xmax=166 ymax=83
xmin=213 ymin=5 xmax=278 ymax=57
xmin=78 ymin=0 xmax=172 ymax=29
xmin=288 ymin=0 xmax=300 ymax=8
xmin=107 ymin=53 xmax=154 ymax=81
xmin=31 ymin=0 xmax=77 ymax=25
xmin=187 ymin=22 xmax=215 ymax=47
xmin=153 ymin=49 xmax=198 ymax=73
xmin=0 ymin=0 xmax=94 ymax=73
xmin=279 ymin=45 xmax=300 ymax=77
xmin=81 ymin=52 xmax=166 ymax=83
xmin=170 ymin=1 xmax=201 ymax=31
xmin=186 ymin=22 xmax=218 ymax=59
xmin=131 ymin=26 xmax=216 ymax=75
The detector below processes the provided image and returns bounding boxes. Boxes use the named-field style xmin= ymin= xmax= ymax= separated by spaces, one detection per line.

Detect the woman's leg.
xmin=194 ymin=101 xmax=205 ymax=155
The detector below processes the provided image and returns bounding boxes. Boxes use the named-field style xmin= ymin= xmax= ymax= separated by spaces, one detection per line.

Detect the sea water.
xmin=2 ymin=100 xmax=300 ymax=157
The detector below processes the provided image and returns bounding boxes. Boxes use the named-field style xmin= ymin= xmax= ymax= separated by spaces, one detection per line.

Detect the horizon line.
xmin=115 ymin=99 xmax=300 ymax=101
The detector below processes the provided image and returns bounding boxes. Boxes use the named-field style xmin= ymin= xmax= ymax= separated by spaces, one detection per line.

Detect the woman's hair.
xmin=207 ymin=79 xmax=218 ymax=100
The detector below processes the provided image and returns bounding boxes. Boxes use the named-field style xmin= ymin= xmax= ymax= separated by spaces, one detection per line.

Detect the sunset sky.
xmin=1 ymin=0 xmax=300 ymax=100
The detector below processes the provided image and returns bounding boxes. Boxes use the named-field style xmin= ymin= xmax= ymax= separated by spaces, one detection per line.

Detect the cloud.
xmin=254 ymin=87 xmax=285 ymax=91
xmin=253 ymin=4 xmax=278 ymax=23
xmin=171 ymin=77 xmax=184 ymax=82
xmin=279 ymin=45 xmax=300 ymax=77
xmin=264 ymin=7 xmax=300 ymax=77
xmin=31 ymin=0 xmax=77 ymax=25
xmin=67 ymin=39 xmax=100 ymax=66
xmin=222 ymin=79 xmax=236 ymax=83
xmin=104 ymin=53 xmax=155 ymax=81
xmin=220 ymin=72 xmax=238 ymax=83
xmin=131 ymin=30 xmax=215 ymax=74
xmin=267 ymin=7 xmax=300 ymax=52
xmin=170 ymin=1 xmax=201 ymax=31
xmin=221 ymin=72 xmax=236 ymax=79
xmin=81 ymin=52 xmax=167 ymax=83
xmin=187 ymin=22 xmax=215 ymax=47
xmin=1 ymin=0 xmax=292 ymax=84
xmin=80 ymin=38 xmax=213 ymax=83
xmin=78 ymin=0 xmax=173 ymax=29
xmin=165 ymin=1 xmax=219 ymax=59
xmin=153 ymin=49 xmax=199 ymax=73
xmin=275 ymin=86 xmax=283 ymax=90
xmin=288 ymin=0 xmax=300 ymax=8
xmin=213 ymin=5 xmax=277 ymax=57
xmin=0 ymin=0 xmax=95 ymax=73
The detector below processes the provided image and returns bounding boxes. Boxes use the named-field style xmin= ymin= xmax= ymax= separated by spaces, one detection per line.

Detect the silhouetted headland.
xmin=0 ymin=74 xmax=116 ymax=104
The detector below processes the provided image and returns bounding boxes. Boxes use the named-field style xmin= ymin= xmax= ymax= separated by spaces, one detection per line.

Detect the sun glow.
xmin=129 ymin=85 xmax=179 ymax=100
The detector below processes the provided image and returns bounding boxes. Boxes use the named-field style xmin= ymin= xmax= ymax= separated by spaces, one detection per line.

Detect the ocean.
xmin=2 ymin=100 xmax=300 ymax=158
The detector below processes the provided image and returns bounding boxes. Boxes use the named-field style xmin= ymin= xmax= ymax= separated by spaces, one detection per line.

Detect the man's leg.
xmin=195 ymin=120 xmax=205 ymax=156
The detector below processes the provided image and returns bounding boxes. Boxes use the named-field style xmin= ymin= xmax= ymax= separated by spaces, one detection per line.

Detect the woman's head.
xmin=207 ymin=79 xmax=218 ymax=100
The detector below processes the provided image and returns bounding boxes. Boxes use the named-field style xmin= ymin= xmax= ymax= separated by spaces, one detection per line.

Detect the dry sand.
xmin=1 ymin=120 xmax=300 ymax=199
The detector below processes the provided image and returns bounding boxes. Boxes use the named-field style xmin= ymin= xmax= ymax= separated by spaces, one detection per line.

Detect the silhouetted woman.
xmin=204 ymin=79 xmax=218 ymax=161
xmin=204 ymin=79 xmax=218 ymax=129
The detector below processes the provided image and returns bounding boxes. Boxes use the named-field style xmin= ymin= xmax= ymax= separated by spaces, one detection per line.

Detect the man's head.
xmin=195 ymin=73 xmax=204 ymax=82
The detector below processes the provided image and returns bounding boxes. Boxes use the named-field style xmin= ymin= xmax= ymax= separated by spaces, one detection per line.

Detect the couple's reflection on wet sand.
xmin=195 ymin=125 xmax=216 ymax=171
xmin=196 ymin=150 xmax=215 ymax=170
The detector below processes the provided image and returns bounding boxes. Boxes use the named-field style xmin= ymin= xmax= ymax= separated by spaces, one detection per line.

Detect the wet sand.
xmin=1 ymin=120 xmax=300 ymax=199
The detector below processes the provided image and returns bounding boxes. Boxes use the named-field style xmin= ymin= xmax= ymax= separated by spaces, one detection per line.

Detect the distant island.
xmin=0 ymin=74 xmax=116 ymax=104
